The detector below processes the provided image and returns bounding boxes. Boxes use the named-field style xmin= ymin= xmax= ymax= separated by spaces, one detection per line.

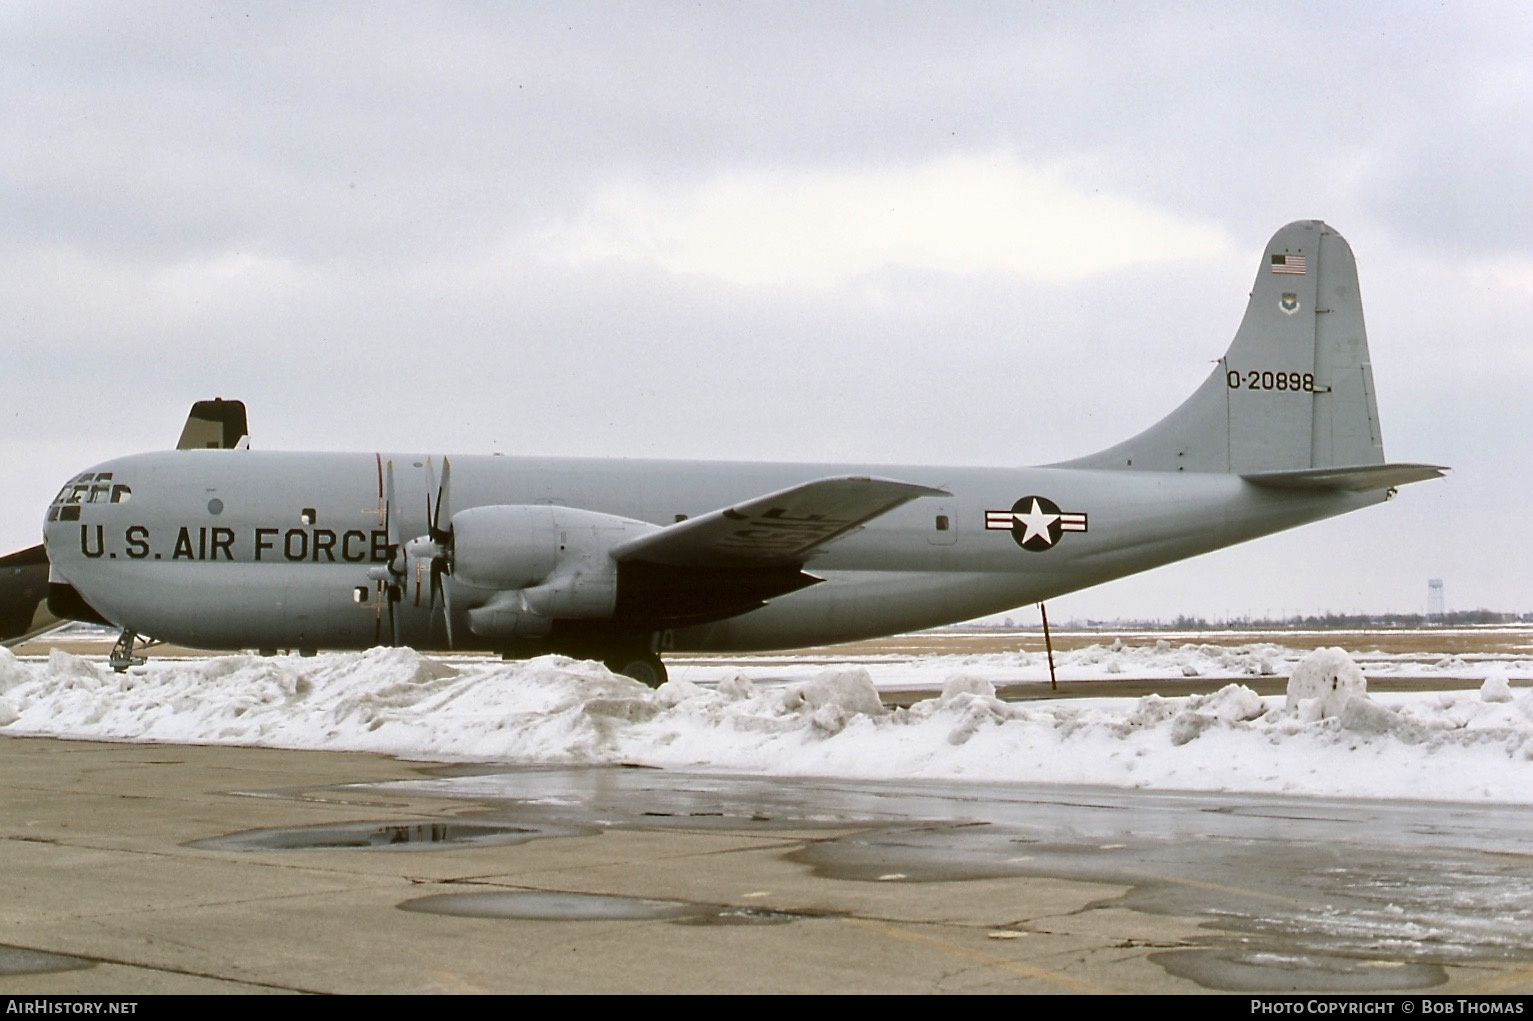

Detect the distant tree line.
xmin=977 ymin=610 xmax=1531 ymax=631
xmin=1114 ymin=610 xmax=1529 ymax=630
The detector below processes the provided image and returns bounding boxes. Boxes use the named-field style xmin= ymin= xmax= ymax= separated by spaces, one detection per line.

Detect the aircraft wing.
xmin=611 ymin=476 xmax=950 ymax=567
xmin=0 ymin=543 xmax=54 ymax=645
xmin=1 ymin=620 xmax=73 ymax=651
xmin=608 ymin=476 xmax=949 ymax=628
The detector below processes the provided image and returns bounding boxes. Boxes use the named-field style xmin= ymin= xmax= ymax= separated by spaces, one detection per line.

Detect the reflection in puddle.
xmin=400 ymin=890 xmax=812 ymax=926
xmin=1151 ymin=949 xmax=1447 ymax=993
xmin=0 ymin=944 xmax=95 ymax=976
xmin=677 ymin=906 xmax=806 ymax=926
xmin=189 ymin=819 xmax=578 ymax=851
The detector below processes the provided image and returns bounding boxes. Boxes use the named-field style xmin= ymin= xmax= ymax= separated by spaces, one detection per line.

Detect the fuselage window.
xmin=935 ymin=515 xmax=950 ymax=531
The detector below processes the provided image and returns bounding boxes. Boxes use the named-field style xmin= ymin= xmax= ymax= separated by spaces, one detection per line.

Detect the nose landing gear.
xmin=108 ymin=629 xmax=161 ymax=672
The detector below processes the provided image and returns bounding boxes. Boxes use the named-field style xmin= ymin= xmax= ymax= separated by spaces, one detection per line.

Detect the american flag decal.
xmin=1271 ymin=253 xmax=1307 ymax=275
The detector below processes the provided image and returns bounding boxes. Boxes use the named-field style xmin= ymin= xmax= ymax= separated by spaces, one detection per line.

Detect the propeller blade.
xmin=432 ymin=457 xmax=452 ymax=543
xmin=422 ymin=456 xmax=435 ymax=559
xmin=428 ymin=555 xmax=454 ymax=649
xmin=417 ymin=456 xmax=455 ymax=645
xmin=384 ymin=460 xmax=402 ymax=569
xmin=389 ymin=582 xmax=401 ymax=647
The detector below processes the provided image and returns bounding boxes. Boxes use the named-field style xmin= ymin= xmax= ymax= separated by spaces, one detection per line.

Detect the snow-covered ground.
xmin=665 ymin=632 xmax=1531 ymax=690
xmin=2 ymin=636 xmax=1531 ymax=804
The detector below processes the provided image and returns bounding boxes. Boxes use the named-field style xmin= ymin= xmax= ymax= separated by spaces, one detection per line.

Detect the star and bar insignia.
xmin=985 ymin=496 xmax=1087 ymax=552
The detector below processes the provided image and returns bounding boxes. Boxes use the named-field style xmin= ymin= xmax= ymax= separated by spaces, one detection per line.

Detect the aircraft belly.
xmin=78 ymin=563 xmax=373 ymax=650
xmin=672 ymin=571 xmax=1039 ymax=651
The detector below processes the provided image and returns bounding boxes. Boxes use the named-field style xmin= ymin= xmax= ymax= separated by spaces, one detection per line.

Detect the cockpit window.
xmin=48 ymin=473 xmax=129 ymax=520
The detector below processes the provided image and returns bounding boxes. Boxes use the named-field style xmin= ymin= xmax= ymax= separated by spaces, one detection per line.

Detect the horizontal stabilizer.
xmin=1242 ymin=463 xmax=1447 ymax=492
xmin=612 ymin=476 xmax=949 ymax=568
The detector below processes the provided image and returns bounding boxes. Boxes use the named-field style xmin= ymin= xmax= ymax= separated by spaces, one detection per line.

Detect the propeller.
xmin=404 ymin=457 xmax=454 ymax=648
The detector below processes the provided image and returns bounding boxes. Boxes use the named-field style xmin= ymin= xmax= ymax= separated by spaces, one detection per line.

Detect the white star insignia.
xmin=1014 ymin=498 xmax=1060 ymax=546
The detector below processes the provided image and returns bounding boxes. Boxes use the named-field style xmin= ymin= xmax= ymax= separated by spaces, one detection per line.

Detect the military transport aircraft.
xmin=29 ymin=221 xmax=1443 ymax=685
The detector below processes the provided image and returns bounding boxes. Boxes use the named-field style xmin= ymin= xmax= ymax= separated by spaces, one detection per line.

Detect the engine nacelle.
xmin=450 ymin=505 xmax=658 ymax=637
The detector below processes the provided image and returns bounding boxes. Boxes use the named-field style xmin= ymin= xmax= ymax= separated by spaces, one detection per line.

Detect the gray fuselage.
xmin=43 ymin=449 xmax=1382 ymax=654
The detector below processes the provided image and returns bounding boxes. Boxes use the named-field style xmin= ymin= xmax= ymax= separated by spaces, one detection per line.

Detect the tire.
xmin=606 ymin=654 xmax=668 ymax=688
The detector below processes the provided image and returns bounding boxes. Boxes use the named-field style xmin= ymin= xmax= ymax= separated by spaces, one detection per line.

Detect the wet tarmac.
xmin=2 ymin=734 xmax=1532 ymax=994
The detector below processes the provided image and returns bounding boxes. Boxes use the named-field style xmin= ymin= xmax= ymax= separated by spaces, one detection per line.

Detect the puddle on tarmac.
xmin=188 ymin=819 xmax=578 ymax=851
xmin=1151 ymin=949 xmax=1447 ymax=993
xmin=787 ymin=825 xmax=1052 ymax=882
xmin=676 ymin=906 xmax=808 ymax=926
xmin=399 ymin=890 xmax=811 ymax=926
xmin=790 ymin=821 xmax=1524 ymax=992
xmin=0 ymin=944 xmax=95 ymax=976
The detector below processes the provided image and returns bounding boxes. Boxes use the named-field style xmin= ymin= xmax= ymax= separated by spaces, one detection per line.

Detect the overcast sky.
xmin=4 ymin=2 xmax=1530 ymax=622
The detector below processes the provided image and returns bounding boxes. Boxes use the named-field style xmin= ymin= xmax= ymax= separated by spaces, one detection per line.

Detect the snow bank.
xmin=1285 ymin=646 xmax=1369 ymax=718
xmin=2 ymin=643 xmax=1532 ymax=803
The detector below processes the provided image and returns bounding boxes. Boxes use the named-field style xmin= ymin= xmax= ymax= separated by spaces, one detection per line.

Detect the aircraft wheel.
xmin=606 ymin=653 xmax=667 ymax=688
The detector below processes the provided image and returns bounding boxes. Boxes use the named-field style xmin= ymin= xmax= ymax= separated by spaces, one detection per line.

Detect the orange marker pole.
xmin=1039 ymin=602 xmax=1057 ymax=691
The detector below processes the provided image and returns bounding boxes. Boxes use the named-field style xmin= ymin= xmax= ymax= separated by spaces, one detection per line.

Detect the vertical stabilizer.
xmin=1060 ymin=221 xmax=1385 ymax=473
xmin=176 ymin=398 xmax=250 ymax=451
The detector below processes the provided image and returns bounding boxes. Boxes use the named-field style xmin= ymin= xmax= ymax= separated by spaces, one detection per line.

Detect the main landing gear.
xmin=109 ymin=629 xmax=161 ymax=673
xmin=603 ymin=652 xmax=668 ymax=688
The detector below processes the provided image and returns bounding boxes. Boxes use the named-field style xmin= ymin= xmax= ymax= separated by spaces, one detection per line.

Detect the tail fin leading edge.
xmin=1061 ymin=221 xmax=1433 ymax=481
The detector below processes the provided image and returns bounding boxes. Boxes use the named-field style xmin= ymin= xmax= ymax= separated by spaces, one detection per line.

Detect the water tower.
xmin=1427 ymin=578 xmax=1444 ymax=621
